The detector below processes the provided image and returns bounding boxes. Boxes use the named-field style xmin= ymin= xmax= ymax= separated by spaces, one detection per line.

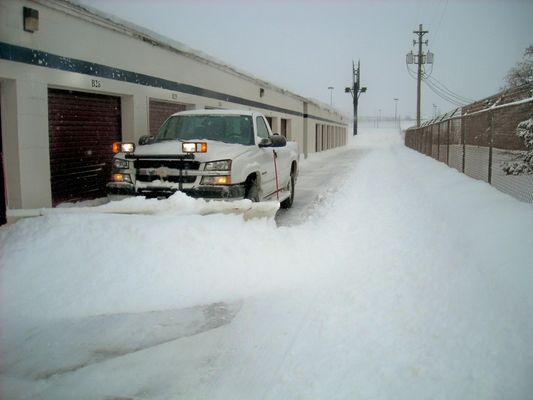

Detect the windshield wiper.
xmin=155 ymin=137 xmax=184 ymax=142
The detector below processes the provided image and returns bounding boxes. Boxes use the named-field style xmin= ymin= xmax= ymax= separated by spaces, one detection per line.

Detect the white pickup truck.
xmin=107 ymin=110 xmax=299 ymax=208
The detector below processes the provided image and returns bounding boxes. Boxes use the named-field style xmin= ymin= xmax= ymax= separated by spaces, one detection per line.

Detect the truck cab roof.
xmin=169 ymin=109 xmax=259 ymax=118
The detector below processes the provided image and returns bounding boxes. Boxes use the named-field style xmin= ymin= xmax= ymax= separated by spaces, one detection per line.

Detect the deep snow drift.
xmin=1 ymin=129 xmax=532 ymax=399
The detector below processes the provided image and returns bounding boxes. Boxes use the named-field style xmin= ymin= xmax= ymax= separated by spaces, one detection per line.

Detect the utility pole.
xmin=354 ymin=62 xmax=359 ymax=135
xmin=413 ymin=24 xmax=428 ymax=127
xmin=345 ymin=61 xmax=366 ymax=135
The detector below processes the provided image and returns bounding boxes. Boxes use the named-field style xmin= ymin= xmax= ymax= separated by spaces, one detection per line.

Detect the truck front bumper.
xmin=107 ymin=182 xmax=245 ymax=200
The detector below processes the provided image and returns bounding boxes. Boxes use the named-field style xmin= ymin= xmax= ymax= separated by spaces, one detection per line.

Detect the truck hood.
xmin=133 ymin=140 xmax=254 ymax=162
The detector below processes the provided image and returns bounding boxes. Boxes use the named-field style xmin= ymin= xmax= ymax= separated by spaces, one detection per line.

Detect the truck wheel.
xmin=280 ymin=174 xmax=295 ymax=209
xmin=245 ymin=179 xmax=260 ymax=202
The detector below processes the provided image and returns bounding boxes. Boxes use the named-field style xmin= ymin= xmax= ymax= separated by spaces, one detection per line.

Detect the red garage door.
xmin=149 ymin=99 xmax=186 ymax=135
xmin=48 ymin=89 xmax=121 ymax=205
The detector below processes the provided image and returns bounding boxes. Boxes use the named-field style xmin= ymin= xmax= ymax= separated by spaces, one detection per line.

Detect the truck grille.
xmin=136 ymin=174 xmax=196 ymax=184
xmin=133 ymin=159 xmax=200 ymax=170
xmin=134 ymin=158 xmax=200 ymax=184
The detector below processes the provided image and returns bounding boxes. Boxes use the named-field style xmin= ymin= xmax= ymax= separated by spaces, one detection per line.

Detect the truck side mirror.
xmin=138 ymin=135 xmax=155 ymax=145
xmin=270 ymin=135 xmax=287 ymax=147
xmin=258 ymin=137 xmax=272 ymax=148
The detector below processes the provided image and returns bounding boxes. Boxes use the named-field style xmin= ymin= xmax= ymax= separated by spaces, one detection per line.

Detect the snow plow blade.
xmin=7 ymin=193 xmax=280 ymax=221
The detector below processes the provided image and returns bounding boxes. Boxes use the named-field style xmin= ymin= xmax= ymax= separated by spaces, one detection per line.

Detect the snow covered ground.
xmin=1 ymin=128 xmax=532 ymax=399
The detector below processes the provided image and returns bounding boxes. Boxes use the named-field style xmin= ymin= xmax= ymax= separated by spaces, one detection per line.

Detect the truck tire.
xmin=280 ymin=174 xmax=295 ymax=209
xmin=245 ymin=179 xmax=260 ymax=202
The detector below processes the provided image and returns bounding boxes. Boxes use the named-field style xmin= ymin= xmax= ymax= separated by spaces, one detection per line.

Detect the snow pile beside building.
xmin=1 ymin=129 xmax=532 ymax=399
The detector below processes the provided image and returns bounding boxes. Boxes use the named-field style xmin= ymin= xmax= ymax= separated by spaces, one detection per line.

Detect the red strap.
xmin=273 ymin=150 xmax=279 ymax=200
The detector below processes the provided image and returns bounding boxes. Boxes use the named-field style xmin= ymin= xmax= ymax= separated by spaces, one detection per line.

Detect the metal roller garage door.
xmin=48 ymin=89 xmax=121 ymax=205
xmin=149 ymin=99 xmax=186 ymax=135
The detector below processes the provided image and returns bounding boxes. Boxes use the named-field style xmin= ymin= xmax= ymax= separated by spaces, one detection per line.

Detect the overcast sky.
xmin=80 ymin=0 xmax=533 ymax=120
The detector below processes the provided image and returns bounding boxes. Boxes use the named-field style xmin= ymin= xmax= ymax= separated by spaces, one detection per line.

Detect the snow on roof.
xmin=44 ymin=0 xmax=346 ymax=118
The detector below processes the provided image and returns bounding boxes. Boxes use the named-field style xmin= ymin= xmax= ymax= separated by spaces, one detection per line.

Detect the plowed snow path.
xmin=275 ymin=145 xmax=365 ymax=226
xmin=1 ymin=129 xmax=532 ymax=399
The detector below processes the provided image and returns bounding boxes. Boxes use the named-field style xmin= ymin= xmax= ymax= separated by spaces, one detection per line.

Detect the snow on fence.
xmin=405 ymin=85 xmax=533 ymax=204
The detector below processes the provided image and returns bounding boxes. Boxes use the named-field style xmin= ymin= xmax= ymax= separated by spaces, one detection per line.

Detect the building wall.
xmin=0 ymin=0 xmax=347 ymax=209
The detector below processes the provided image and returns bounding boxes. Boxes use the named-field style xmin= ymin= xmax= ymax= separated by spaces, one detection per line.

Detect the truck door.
xmin=255 ymin=116 xmax=276 ymax=198
xmin=274 ymin=142 xmax=291 ymax=190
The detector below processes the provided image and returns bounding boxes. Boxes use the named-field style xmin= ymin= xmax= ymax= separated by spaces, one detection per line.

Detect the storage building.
xmin=0 ymin=0 xmax=348 ymax=221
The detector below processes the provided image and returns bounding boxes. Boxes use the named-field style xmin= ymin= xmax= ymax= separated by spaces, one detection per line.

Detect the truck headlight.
xmin=113 ymin=142 xmax=135 ymax=154
xmin=204 ymin=160 xmax=231 ymax=171
xmin=113 ymin=158 xmax=129 ymax=169
xmin=112 ymin=173 xmax=132 ymax=183
xmin=183 ymin=142 xmax=207 ymax=153
xmin=201 ymin=176 xmax=231 ymax=185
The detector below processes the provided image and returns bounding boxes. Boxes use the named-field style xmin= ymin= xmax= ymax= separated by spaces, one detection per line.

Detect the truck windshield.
xmin=155 ymin=114 xmax=254 ymax=145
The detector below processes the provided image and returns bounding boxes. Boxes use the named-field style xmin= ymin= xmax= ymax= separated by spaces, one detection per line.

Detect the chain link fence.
xmin=405 ymin=85 xmax=533 ymax=203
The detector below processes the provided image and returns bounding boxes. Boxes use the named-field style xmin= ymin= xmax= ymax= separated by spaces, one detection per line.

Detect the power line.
xmin=423 ymin=76 xmax=465 ymax=106
xmin=405 ymin=24 xmax=473 ymax=117
xmin=408 ymin=65 xmax=462 ymax=106
xmin=427 ymin=77 xmax=474 ymax=103
xmin=406 ymin=63 xmax=465 ymax=107
xmin=421 ymin=63 xmax=474 ymax=103
xmin=420 ymin=70 xmax=465 ymax=106
xmin=424 ymin=79 xmax=465 ymax=106
xmin=407 ymin=58 xmax=474 ymax=106
xmin=432 ymin=0 xmax=449 ymax=46
xmin=423 ymin=73 xmax=474 ymax=103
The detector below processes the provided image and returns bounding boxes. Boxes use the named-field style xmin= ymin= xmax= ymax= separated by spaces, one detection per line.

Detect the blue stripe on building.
xmin=0 ymin=42 xmax=347 ymax=126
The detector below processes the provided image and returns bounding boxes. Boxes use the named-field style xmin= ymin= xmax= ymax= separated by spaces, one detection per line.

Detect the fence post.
xmin=488 ymin=110 xmax=494 ymax=184
xmin=423 ymin=128 xmax=425 ymax=154
xmin=446 ymin=119 xmax=450 ymax=165
xmin=437 ymin=123 xmax=440 ymax=161
xmin=429 ymin=127 xmax=431 ymax=156
xmin=422 ymin=128 xmax=425 ymax=154
xmin=461 ymin=116 xmax=466 ymax=173
xmin=428 ymin=127 xmax=431 ymax=156
xmin=426 ymin=126 xmax=433 ymax=158
xmin=425 ymin=128 xmax=428 ymax=155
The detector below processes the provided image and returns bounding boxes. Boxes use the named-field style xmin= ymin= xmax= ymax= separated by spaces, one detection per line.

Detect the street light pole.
xmin=393 ymin=98 xmax=399 ymax=129
xmin=345 ymin=60 xmax=366 ymax=136
xmin=328 ymin=86 xmax=334 ymax=106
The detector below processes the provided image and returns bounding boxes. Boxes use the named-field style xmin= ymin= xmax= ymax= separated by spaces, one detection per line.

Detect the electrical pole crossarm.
xmin=413 ymin=26 xmax=429 ymax=35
